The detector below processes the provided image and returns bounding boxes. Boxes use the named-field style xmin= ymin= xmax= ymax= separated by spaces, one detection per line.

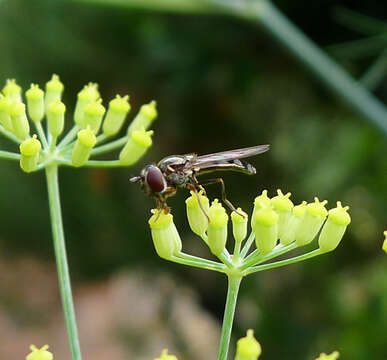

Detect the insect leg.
xmin=198 ymin=178 xmax=245 ymax=217
xmin=186 ymin=184 xmax=210 ymax=222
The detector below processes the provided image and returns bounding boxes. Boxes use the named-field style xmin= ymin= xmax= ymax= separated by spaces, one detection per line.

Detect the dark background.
xmin=0 ymin=0 xmax=386 ymax=359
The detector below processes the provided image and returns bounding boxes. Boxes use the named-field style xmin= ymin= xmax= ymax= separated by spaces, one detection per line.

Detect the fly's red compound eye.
xmin=145 ymin=166 xmax=165 ymax=193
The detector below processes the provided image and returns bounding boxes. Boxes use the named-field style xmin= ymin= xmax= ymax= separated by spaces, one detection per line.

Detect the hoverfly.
xmin=130 ymin=145 xmax=270 ymax=219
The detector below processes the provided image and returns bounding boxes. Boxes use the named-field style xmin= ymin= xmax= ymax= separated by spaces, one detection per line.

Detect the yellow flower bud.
xmin=103 ymin=95 xmax=131 ymax=136
xmin=315 ymin=351 xmax=340 ymax=360
xmin=155 ymin=349 xmax=178 ymax=360
xmin=251 ymin=190 xmax=271 ymax=227
xmin=127 ymin=100 xmax=157 ymax=134
xmin=279 ymin=201 xmax=306 ymax=245
xmin=45 ymin=74 xmax=64 ymax=109
xmin=271 ymin=189 xmax=294 ymax=239
xmin=26 ymin=84 xmax=45 ymax=123
xmin=71 ymin=127 xmax=96 ymax=167
xmin=47 ymin=100 xmax=66 ymax=137
xmin=318 ymin=202 xmax=351 ymax=252
xmin=10 ymin=101 xmax=30 ymax=139
xmin=383 ymin=231 xmax=387 ymax=254
xmin=74 ymin=82 xmax=100 ymax=126
xmin=0 ymin=94 xmax=13 ymax=131
xmin=235 ymin=329 xmax=262 ymax=360
xmin=2 ymin=79 xmax=22 ymax=102
xmin=231 ymin=208 xmax=248 ymax=243
xmin=253 ymin=207 xmax=278 ymax=255
xmin=296 ymin=197 xmax=328 ymax=246
xmin=119 ymin=128 xmax=153 ymax=166
xmin=207 ymin=199 xmax=228 ymax=256
xmin=185 ymin=190 xmax=209 ymax=236
xmin=83 ymin=99 xmax=105 ymax=134
xmin=149 ymin=210 xmax=182 ymax=260
xmin=26 ymin=345 xmax=53 ymax=360
xmin=19 ymin=135 xmax=41 ymax=173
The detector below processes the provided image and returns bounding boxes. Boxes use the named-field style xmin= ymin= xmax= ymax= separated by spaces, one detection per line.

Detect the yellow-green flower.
xmin=26 ymin=84 xmax=45 ymax=123
xmin=26 ymin=345 xmax=53 ymax=360
xmin=318 ymin=202 xmax=350 ymax=252
xmin=10 ymin=101 xmax=30 ymax=139
xmin=127 ymin=100 xmax=157 ymax=134
xmin=279 ymin=201 xmax=306 ymax=245
xmin=119 ymin=128 xmax=153 ymax=166
xmin=71 ymin=127 xmax=97 ymax=167
xmin=2 ymin=78 xmax=22 ymax=102
xmin=271 ymin=189 xmax=294 ymax=239
xmin=45 ymin=74 xmax=64 ymax=110
xmin=155 ymin=349 xmax=178 ymax=360
xmin=231 ymin=208 xmax=248 ymax=243
xmin=74 ymin=82 xmax=100 ymax=126
xmin=315 ymin=351 xmax=340 ymax=360
xmin=185 ymin=190 xmax=209 ymax=236
xmin=19 ymin=135 xmax=42 ymax=173
xmin=103 ymin=95 xmax=131 ymax=136
xmin=383 ymin=231 xmax=387 ymax=254
xmin=235 ymin=329 xmax=262 ymax=360
xmin=149 ymin=209 xmax=182 ymax=260
xmin=253 ymin=206 xmax=278 ymax=255
xmin=207 ymin=199 xmax=229 ymax=256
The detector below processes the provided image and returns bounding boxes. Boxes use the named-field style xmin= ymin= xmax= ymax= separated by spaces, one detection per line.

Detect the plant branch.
xmin=0 ymin=150 xmax=20 ymax=160
xmin=45 ymin=164 xmax=83 ymax=360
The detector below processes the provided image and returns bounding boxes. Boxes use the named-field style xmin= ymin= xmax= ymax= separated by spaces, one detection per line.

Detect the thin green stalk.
xmin=57 ymin=159 xmax=122 ymax=168
xmin=91 ymin=135 xmax=127 ymax=156
xmin=35 ymin=122 xmax=49 ymax=149
xmin=0 ymin=124 xmax=22 ymax=144
xmin=239 ymin=231 xmax=255 ymax=259
xmin=58 ymin=125 xmax=79 ymax=148
xmin=45 ymin=164 xmax=82 ymax=360
xmin=178 ymin=252 xmax=226 ymax=270
xmin=0 ymin=150 xmax=20 ymax=160
xmin=227 ymin=0 xmax=387 ymax=134
xmin=246 ymin=248 xmax=323 ymax=275
xmin=171 ymin=254 xmax=225 ymax=273
xmin=217 ymin=275 xmax=242 ymax=360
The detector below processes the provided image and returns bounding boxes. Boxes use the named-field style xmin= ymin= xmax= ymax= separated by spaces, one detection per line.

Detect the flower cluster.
xmin=26 ymin=345 xmax=53 ymax=360
xmin=148 ymin=189 xmax=351 ymax=275
xmin=0 ymin=75 xmax=157 ymax=172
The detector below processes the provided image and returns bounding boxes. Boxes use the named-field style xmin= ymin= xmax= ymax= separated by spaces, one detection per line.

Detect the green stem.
xmin=0 ymin=124 xmax=22 ymax=144
xmin=0 ymin=150 xmax=20 ymax=160
xmin=57 ymin=159 xmax=123 ymax=168
xmin=228 ymin=0 xmax=387 ymax=134
xmin=91 ymin=135 xmax=127 ymax=156
xmin=35 ymin=122 xmax=49 ymax=149
xmin=178 ymin=252 xmax=226 ymax=270
xmin=45 ymin=164 xmax=82 ymax=360
xmin=246 ymin=248 xmax=323 ymax=275
xmin=239 ymin=231 xmax=255 ymax=259
xmin=171 ymin=254 xmax=225 ymax=273
xmin=58 ymin=125 xmax=79 ymax=149
xmin=217 ymin=275 xmax=242 ymax=360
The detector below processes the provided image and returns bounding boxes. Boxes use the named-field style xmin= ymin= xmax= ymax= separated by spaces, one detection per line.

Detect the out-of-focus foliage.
xmin=0 ymin=0 xmax=385 ymax=359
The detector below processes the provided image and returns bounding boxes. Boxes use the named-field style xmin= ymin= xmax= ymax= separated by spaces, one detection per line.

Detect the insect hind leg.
xmin=198 ymin=178 xmax=245 ymax=217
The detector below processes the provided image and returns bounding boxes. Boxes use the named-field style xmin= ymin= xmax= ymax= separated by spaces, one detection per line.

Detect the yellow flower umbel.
xmin=26 ymin=345 xmax=53 ymax=360
xmin=127 ymin=100 xmax=157 ymax=134
xmin=119 ymin=128 xmax=153 ymax=166
xmin=19 ymin=135 xmax=42 ymax=173
xmin=315 ymin=351 xmax=340 ymax=360
xmin=149 ymin=210 xmax=182 ymax=260
xmin=296 ymin=197 xmax=328 ymax=246
xmin=318 ymin=202 xmax=351 ymax=252
xmin=207 ymin=199 xmax=229 ymax=256
xmin=186 ymin=190 xmax=210 ymax=236
xmin=235 ymin=329 xmax=262 ymax=360
xmin=155 ymin=349 xmax=178 ymax=360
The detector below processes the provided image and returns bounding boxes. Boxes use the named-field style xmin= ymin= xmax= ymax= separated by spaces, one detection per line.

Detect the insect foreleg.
xmin=198 ymin=178 xmax=245 ymax=217
xmin=186 ymin=184 xmax=210 ymax=222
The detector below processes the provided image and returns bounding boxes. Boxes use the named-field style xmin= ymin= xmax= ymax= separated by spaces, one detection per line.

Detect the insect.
xmin=130 ymin=145 xmax=270 ymax=218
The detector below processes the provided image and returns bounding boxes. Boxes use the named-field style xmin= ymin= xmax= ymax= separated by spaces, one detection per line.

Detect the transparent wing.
xmin=194 ymin=145 xmax=269 ymax=167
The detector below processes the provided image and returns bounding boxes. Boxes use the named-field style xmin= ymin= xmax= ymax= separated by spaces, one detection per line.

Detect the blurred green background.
xmin=0 ymin=0 xmax=386 ymax=359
